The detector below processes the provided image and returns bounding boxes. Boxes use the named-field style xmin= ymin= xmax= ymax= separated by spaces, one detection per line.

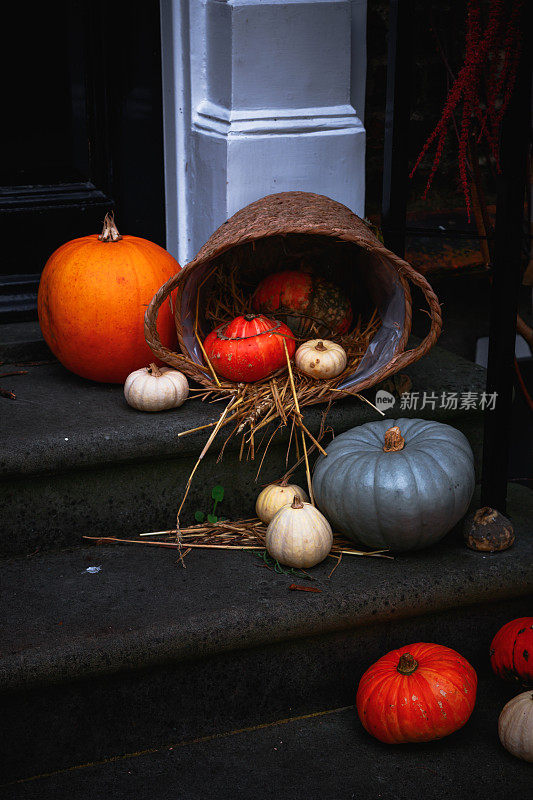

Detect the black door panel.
xmin=0 ymin=0 xmax=165 ymax=322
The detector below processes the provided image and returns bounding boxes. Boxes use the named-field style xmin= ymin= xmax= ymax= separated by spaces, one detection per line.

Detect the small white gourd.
xmin=295 ymin=339 xmax=347 ymax=379
xmin=124 ymin=363 xmax=189 ymax=412
xmin=266 ymin=495 xmax=333 ymax=568
xmin=255 ymin=483 xmax=309 ymax=524
xmin=498 ymin=691 xmax=533 ymax=762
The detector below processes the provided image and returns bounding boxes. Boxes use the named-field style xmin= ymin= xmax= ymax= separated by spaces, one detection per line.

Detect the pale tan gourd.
xmin=294 ymin=339 xmax=347 ymax=379
xmin=266 ymin=495 xmax=333 ymax=568
xmin=255 ymin=483 xmax=309 ymax=524
xmin=124 ymin=363 xmax=189 ymax=411
xmin=498 ymin=691 xmax=533 ymax=762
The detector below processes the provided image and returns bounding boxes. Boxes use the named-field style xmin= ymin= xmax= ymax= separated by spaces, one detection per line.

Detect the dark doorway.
xmin=0 ymin=0 xmax=165 ymax=321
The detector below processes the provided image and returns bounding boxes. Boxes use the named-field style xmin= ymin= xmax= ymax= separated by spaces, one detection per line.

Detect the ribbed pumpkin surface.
xmin=490 ymin=617 xmax=533 ymax=684
xmin=312 ymin=417 xmax=475 ymax=551
xmin=356 ymin=642 xmax=477 ymax=744
xmin=38 ymin=234 xmax=179 ymax=383
xmin=252 ymin=269 xmax=352 ymax=337
xmin=203 ymin=314 xmax=295 ymax=382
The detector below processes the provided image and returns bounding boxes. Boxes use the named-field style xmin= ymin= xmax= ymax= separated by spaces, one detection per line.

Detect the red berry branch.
xmin=410 ymin=0 xmax=524 ymax=220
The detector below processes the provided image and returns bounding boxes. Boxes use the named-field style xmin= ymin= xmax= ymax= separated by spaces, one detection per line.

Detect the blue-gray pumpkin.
xmin=312 ymin=418 xmax=475 ymax=551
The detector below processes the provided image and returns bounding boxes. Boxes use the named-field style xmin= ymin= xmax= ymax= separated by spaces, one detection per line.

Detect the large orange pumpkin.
xmin=38 ymin=214 xmax=179 ymax=383
xmin=356 ymin=642 xmax=477 ymax=744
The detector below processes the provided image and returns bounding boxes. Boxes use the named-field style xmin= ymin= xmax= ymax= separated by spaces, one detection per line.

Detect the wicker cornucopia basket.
xmin=145 ymin=192 xmax=441 ymax=409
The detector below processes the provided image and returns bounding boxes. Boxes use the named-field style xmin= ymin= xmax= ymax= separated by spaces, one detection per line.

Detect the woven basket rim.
xmin=144 ymin=191 xmax=442 ymax=400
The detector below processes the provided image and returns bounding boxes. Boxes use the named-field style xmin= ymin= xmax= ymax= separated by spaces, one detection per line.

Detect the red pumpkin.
xmin=38 ymin=214 xmax=179 ymax=383
xmin=252 ymin=270 xmax=352 ymax=337
xmin=203 ymin=314 xmax=295 ymax=382
xmin=356 ymin=643 xmax=477 ymax=744
xmin=490 ymin=617 xmax=533 ymax=684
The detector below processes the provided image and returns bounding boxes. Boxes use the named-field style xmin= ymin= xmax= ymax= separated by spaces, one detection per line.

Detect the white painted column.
xmin=161 ymin=0 xmax=367 ymax=266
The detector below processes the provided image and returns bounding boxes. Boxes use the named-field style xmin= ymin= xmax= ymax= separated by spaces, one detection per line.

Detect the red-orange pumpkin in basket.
xmin=203 ymin=314 xmax=295 ymax=383
xmin=252 ymin=270 xmax=352 ymax=337
xmin=490 ymin=617 xmax=533 ymax=684
xmin=356 ymin=643 xmax=477 ymax=744
xmin=38 ymin=214 xmax=179 ymax=383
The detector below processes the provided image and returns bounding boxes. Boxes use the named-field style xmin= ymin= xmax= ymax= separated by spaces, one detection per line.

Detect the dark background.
xmin=365 ymin=0 xmax=495 ymax=218
xmin=0 ymin=0 xmax=165 ymax=320
xmin=0 ymin=0 xmax=530 ymax=484
xmin=0 ymin=0 xmax=525 ymax=346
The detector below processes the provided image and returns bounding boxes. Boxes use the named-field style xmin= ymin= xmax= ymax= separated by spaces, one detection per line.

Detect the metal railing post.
xmin=381 ymin=0 xmax=413 ymax=258
xmin=481 ymin=3 xmax=532 ymax=511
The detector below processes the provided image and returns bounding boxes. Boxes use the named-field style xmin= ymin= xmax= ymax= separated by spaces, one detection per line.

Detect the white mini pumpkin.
xmin=266 ymin=495 xmax=333 ymax=568
xmin=498 ymin=690 xmax=533 ymax=762
xmin=255 ymin=483 xmax=309 ymax=524
xmin=124 ymin=363 xmax=189 ymax=412
xmin=295 ymin=339 xmax=347 ymax=379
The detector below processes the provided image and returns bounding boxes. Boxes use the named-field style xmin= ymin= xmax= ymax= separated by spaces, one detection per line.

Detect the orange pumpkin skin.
xmin=38 ymin=233 xmax=179 ymax=383
xmin=490 ymin=617 xmax=533 ymax=684
xmin=252 ymin=270 xmax=352 ymax=337
xmin=203 ymin=314 xmax=295 ymax=382
xmin=356 ymin=643 xmax=477 ymax=744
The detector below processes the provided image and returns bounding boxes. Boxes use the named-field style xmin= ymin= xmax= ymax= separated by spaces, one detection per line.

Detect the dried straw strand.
xmin=84 ymin=519 xmax=393 ymax=560
xmin=283 ymin=338 xmax=314 ymax=506
xmin=176 ymin=395 xmax=241 ymax=530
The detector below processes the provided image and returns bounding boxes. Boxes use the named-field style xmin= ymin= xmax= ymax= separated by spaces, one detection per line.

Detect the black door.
xmin=0 ymin=0 xmax=165 ymax=322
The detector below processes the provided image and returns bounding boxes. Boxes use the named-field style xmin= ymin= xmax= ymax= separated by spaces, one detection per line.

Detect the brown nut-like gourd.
xmin=463 ymin=506 xmax=514 ymax=552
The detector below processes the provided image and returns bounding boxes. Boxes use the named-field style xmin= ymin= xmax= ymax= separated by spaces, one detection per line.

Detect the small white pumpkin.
xmin=255 ymin=483 xmax=309 ymax=524
xmin=295 ymin=339 xmax=347 ymax=379
xmin=124 ymin=363 xmax=189 ymax=412
xmin=498 ymin=690 xmax=533 ymax=762
xmin=266 ymin=495 xmax=333 ymax=568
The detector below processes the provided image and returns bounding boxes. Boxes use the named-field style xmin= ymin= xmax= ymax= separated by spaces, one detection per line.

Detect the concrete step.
xmin=0 ymin=341 xmax=487 ymax=556
xmin=1 ymin=483 xmax=531 ymax=782
xmin=2 ymin=677 xmax=530 ymax=800
xmin=0 ymin=320 xmax=51 ymax=363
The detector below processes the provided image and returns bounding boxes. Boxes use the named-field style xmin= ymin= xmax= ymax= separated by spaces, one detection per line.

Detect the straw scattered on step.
xmin=83 ymin=518 xmax=392 ymax=561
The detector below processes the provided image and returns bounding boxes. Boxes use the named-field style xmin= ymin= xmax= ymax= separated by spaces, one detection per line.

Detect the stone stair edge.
xmin=4 ymin=684 xmax=532 ymax=800
xmin=2 ymin=484 xmax=531 ymax=694
xmin=3 ymin=567 xmax=529 ymax=697
xmin=0 ymin=320 xmax=51 ymax=363
xmin=0 ymin=342 xmax=486 ymax=480
xmin=6 ymin=676 xmax=531 ymax=800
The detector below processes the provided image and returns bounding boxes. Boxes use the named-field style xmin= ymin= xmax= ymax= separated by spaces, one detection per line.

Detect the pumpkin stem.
xmin=473 ymin=506 xmax=498 ymax=525
xmin=397 ymin=653 xmax=418 ymax=675
xmin=147 ymin=362 xmax=163 ymax=377
xmin=291 ymin=495 xmax=304 ymax=509
xmin=315 ymin=341 xmax=327 ymax=351
xmin=383 ymin=426 xmax=405 ymax=452
xmin=98 ymin=212 xmax=122 ymax=242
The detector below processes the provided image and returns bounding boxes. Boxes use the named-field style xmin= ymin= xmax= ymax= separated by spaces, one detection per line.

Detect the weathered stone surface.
xmin=3 ymin=679 xmax=532 ymax=800
xmin=0 ymin=341 xmax=486 ymax=555
xmin=1 ymin=483 xmax=530 ymax=782
xmin=0 ymin=320 xmax=51 ymax=362
xmin=0 ymin=340 xmax=486 ymax=479
xmin=2 ymin=484 xmax=531 ymax=695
